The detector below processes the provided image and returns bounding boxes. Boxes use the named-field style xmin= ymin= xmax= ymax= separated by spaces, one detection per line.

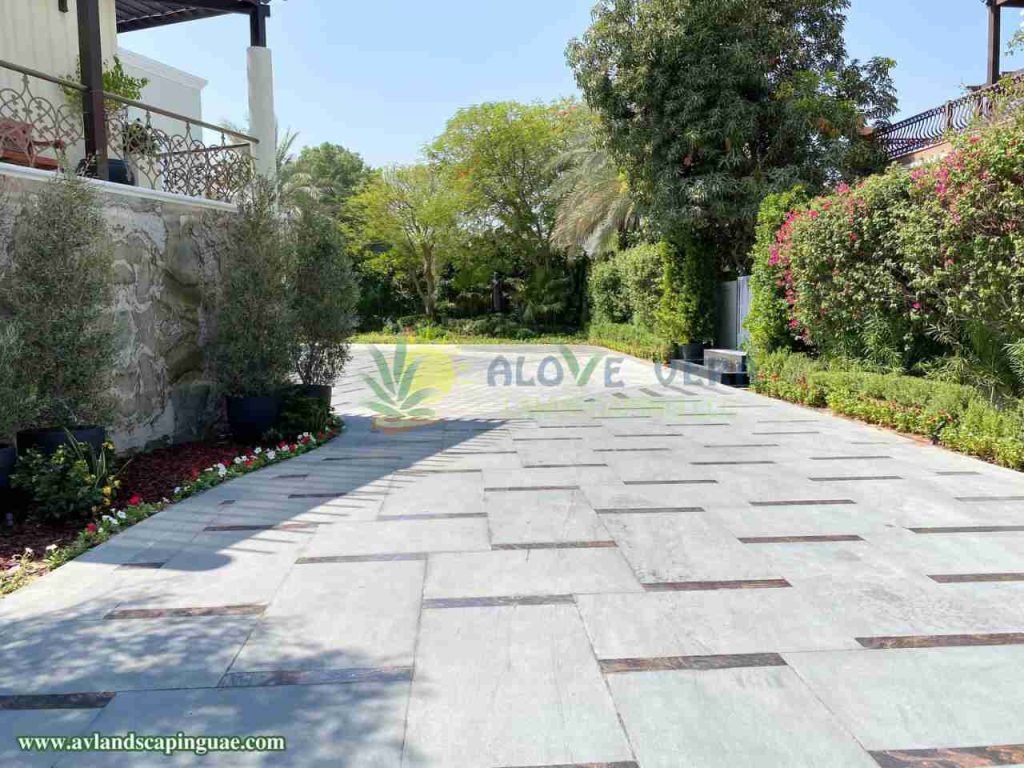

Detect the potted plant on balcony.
xmin=213 ymin=177 xmax=294 ymax=441
xmin=1 ymin=173 xmax=115 ymax=455
xmin=64 ymin=57 xmax=148 ymax=185
xmin=289 ymin=204 xmax=358 ymax=408
xmin=0 ymin=323 xmax=28 ymax=492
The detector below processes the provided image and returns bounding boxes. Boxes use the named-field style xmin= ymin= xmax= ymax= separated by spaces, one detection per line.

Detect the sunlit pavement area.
xmin=4 ymin=344 xmax=1024 ymax=766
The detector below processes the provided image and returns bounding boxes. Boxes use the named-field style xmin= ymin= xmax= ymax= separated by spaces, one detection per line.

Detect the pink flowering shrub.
xmin=751 ymin=86 xmax=1024 ymax=376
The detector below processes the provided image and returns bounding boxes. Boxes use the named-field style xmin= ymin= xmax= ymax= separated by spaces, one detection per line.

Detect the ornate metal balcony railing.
xmin=874 ymin=76 xmax=1019 ymax=161
xmin=0 ymin=58 xmax=256 ymax=204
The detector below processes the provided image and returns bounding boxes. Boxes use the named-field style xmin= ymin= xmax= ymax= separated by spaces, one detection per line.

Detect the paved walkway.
xmin=3 ymin=344 xmax=1024 ymax=766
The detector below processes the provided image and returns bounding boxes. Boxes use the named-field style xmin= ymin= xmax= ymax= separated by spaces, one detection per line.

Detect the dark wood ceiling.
xmin=115 ymin=0 xmax=266 ymax=33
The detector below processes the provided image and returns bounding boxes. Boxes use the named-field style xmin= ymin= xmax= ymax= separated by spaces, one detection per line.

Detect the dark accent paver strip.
xmin=0 ymin=692 xmax=116 ymax=710
xmin=596 ymin=507 xmax=704 ymax=515
xmin=491 ymin=541 xmax=617 ymax=550
xmin=857 ymin=632 xmax=1024 ymax=649
xmin=422 ymin=595 xmax=576 ymax=609
xmin=623 ymin=479 xmax=716 ymax=486
xmin=378 ymin=513 xmax=488 ymax=521
xmin=297 ymin=553 xmax=429 ymax=564
xmin=955 ymin=496 xmax=1024 ymax=503
xmin=204 ymin=523 xmax=318 ymax=532
xmin=869 ymin=744 xmax=1024 ymax=767
xmin=485 ymin=485 xmax=581 ymax=492
xmin=599 ymin=653 xmax=787 ymax=674
xmin=910 ymin=526 xmax=1024 ymax=534
xmin=809 ymin=476 xmax=902 ymax=482
xmin=739 ymin=535 xmax=865 ymax=544
xmin=220 ymin=667 xmax=413 ymax=688
xmin=643 ymin=579 xmax=792 ymax=592
xmin=929 ymin=573 xmax=1024 ymax=583
xmin=750 ymin=499 xmax=857 ymax=507
xmin=106 ymin=604 xmax=266 ymax=619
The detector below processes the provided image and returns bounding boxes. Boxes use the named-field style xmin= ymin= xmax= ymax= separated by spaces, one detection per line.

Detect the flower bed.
xmin=1 ymin=425 xmax=341 ymax=597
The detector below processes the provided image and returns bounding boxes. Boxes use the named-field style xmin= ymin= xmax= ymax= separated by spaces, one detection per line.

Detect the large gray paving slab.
xmin=785 ymin=646 xmax=1024 ymax=750
xmin=232 ymin=560 xmax=424 ymax=672
xmin=577 ymin=588 xmax=861 ymax=659
xmin=0 ymin=709 xmax=102 ymax=766
xmin=486 ymin=489 xmax=610 ymax=546
xmin=380 ymin=472 xmax=486 ymax=518
xmin=0 ymin=617 xmax=254 ymax=695
xmin=301 ymin=518 xmax=490 ymax=558
xmin=424 ymin=548 xmax=642 ymax=599
xmin=55 ymin=683 xmax=410 ymax=767
xmin=601 ymin=512 xmax=782 ymax=584
xmin=608 ymin=666 xmax=877 ymax=767
xmin=402 ymin=605 xmax=634 ymax=767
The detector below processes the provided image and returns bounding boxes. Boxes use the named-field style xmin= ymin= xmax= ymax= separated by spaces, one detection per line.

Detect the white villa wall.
xmin=117 ymin=47 xmax=207 ymax=139
xmin=0 ymin=0 xmax=118 ymax=89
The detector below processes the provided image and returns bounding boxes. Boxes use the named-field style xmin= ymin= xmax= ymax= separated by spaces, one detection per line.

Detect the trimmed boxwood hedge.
xmin=754 ymin=350 xmax=1024 ymax=470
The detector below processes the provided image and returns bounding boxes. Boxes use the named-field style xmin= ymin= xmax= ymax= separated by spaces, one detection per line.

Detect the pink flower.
xmin=912 ymin=302 xmax=922 ymax=311
xmin=128 ymin=494 xmax=142 ymax=507
xmin=944 ymin=259 xmax=955 ymax=268
xmin=86 ymin=523 xmax=97 ymax=534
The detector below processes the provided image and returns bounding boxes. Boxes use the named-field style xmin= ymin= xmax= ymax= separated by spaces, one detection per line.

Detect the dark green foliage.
xmin=588 ymin=243 xmax=665 ymax=329
xmin=745 ymin=186 xmax=808 ymax=357
xmin=213 ymin=177 xmax=295 ymax=397
xmin=12 ymin=432 xmax=119 ymax=524
xmin=587 ymin=321 xmax=675 ymax=362
xmin=276 ymin=389 xmax=333 ymax=439
xmin=567 ymin=0 xmax=896 ymax=272
xmin=588 ymin=258 xmax=629 ymax=324
xmin=2 ymin=174 xmax=115 ymax=428
xmin=291 ymin=205 xmax=359 ymax=385
xmin=657 ymin=235 xmax=715 ymax=344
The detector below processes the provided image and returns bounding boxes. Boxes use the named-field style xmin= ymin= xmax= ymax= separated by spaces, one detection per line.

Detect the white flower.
xmin=23 ymin=547 xmax=33 ymax=556
xmin=173 ymin=486 xmax=182 ymax=495
xmin=254 ymin=447 xmax=262 ymax=455
xmin=116 ymin=511 xmax=127 ymax=520
xmin=266 ymin=450 xmax=276 ymax=461
xmin=161 ymin=497 xmax=170 ymax=505
xmin=45 ymin=544 xmax=57 ymax=553
xmin=233 ymin=457 xmax=243 ymax=465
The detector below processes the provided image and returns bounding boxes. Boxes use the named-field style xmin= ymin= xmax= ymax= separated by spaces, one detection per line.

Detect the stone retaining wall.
xmin=0 ymin=166 xmax=235 ymax=451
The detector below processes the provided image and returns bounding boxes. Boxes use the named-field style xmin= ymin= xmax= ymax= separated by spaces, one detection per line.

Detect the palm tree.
xmin=550 ymin=126 xmax=639 ymax=257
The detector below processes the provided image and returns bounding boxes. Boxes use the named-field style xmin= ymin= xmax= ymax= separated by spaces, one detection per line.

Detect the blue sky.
xmin=121 ymin=0 xmax=1024 ymax=167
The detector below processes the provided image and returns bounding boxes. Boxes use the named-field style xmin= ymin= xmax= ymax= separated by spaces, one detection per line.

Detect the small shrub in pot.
xmin=213 ymin=177 xmax=295 ymax=440
xmin=290 ymin=204 xmax=358 ymax=406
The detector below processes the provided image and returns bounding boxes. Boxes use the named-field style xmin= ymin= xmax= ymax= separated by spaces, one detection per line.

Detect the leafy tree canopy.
xmin=567 ymin=0 xmax=897 ymax=271
xmin=287 ymin=142 xmax=371 ymax=213
xmin=346 ymin=164 xmax=469 ymax=320
xmin=428 ymin=100 xmax=589 ymax=267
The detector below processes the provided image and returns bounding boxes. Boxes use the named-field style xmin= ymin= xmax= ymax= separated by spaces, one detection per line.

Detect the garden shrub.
xmin=12 ymin=432 xmax=120 ymax=524
xmin=1 ymin=174 xmax=115 ymax=428
xmin=588 ymin=257 xmax=629 ymax=324
xmin=587 ymin=321 xmax=674 ymax=363
xmin=213 ymin=177 xmax=295 ymax=397
xmin=745 ymin=186 xmax=807 ymax=357
xmin=657 ymin=234 xmax=715 ymax=344
xmin=290 ymin=205 xmax=359 ymax=386
xmin=754 ymin=351 xmax=1024 ymax=470
xmin=784 ymin=167 xmax=917 ymax=368
xmin=0 ymin=322 xmax=27 ymax=442
xmin=619 ymin=242 xmax=665 ymax=331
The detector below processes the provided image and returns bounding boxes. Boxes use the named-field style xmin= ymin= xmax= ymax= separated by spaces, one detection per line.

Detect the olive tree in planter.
xmin=0 ymin=323 xmax=28 ymax=490
xmin=214 ymin=176 xmax=295 ymax=441
xmin=2 ymin=174 xmax=115 ymax=455
xmin=290 ymin=205 xmax=358 ymax=407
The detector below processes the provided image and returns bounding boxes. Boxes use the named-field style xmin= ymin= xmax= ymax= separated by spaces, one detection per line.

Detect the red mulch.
xmin=1 ymin=439 xmax=251 ymax=568
xmin=0 ymin=519 xmax=78 ymax=571
xmin=116 ymin=440 xmax=250 ymax=504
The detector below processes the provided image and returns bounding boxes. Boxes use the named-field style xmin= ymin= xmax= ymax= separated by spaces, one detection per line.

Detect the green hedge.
xmin=588 ymin=243 xmax=665 ymax=330
xmin=587 ymin=321 xmax=674 ymax=363
xmin=754 ymin=351 xmax=1024 ymax=470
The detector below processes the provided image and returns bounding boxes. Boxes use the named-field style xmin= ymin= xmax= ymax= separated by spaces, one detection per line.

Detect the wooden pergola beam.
xmin=990 ymin=0 xmax=1024 ymax=84
xmin=77 ymin=0 xmax=108 ymax=179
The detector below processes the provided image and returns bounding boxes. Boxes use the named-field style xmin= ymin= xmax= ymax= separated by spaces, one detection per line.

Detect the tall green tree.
xmin=287 ymin=142 xmax=371 ymax=213
xmin=567 ymin=0 xmax=897 ymax=272
xmin=428 ymin=100 xmax=587 ymax=267
xmin=346 ymin=165 xmax=467 ymax=320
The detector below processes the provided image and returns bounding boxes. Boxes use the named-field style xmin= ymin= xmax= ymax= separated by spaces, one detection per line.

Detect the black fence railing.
xmin=0 ymin=58 xmax=256 ymax=203
xmin=874 ymin=76 xmax=1017 ymax=161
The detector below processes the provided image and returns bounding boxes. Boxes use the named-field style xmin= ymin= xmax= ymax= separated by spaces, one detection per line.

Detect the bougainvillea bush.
xmin=749 ymin=80 xmax=1024 ymax=384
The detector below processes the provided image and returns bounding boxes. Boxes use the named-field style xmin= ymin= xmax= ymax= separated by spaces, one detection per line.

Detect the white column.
xmin=247 ymin=45 xmax=277 ymax=179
